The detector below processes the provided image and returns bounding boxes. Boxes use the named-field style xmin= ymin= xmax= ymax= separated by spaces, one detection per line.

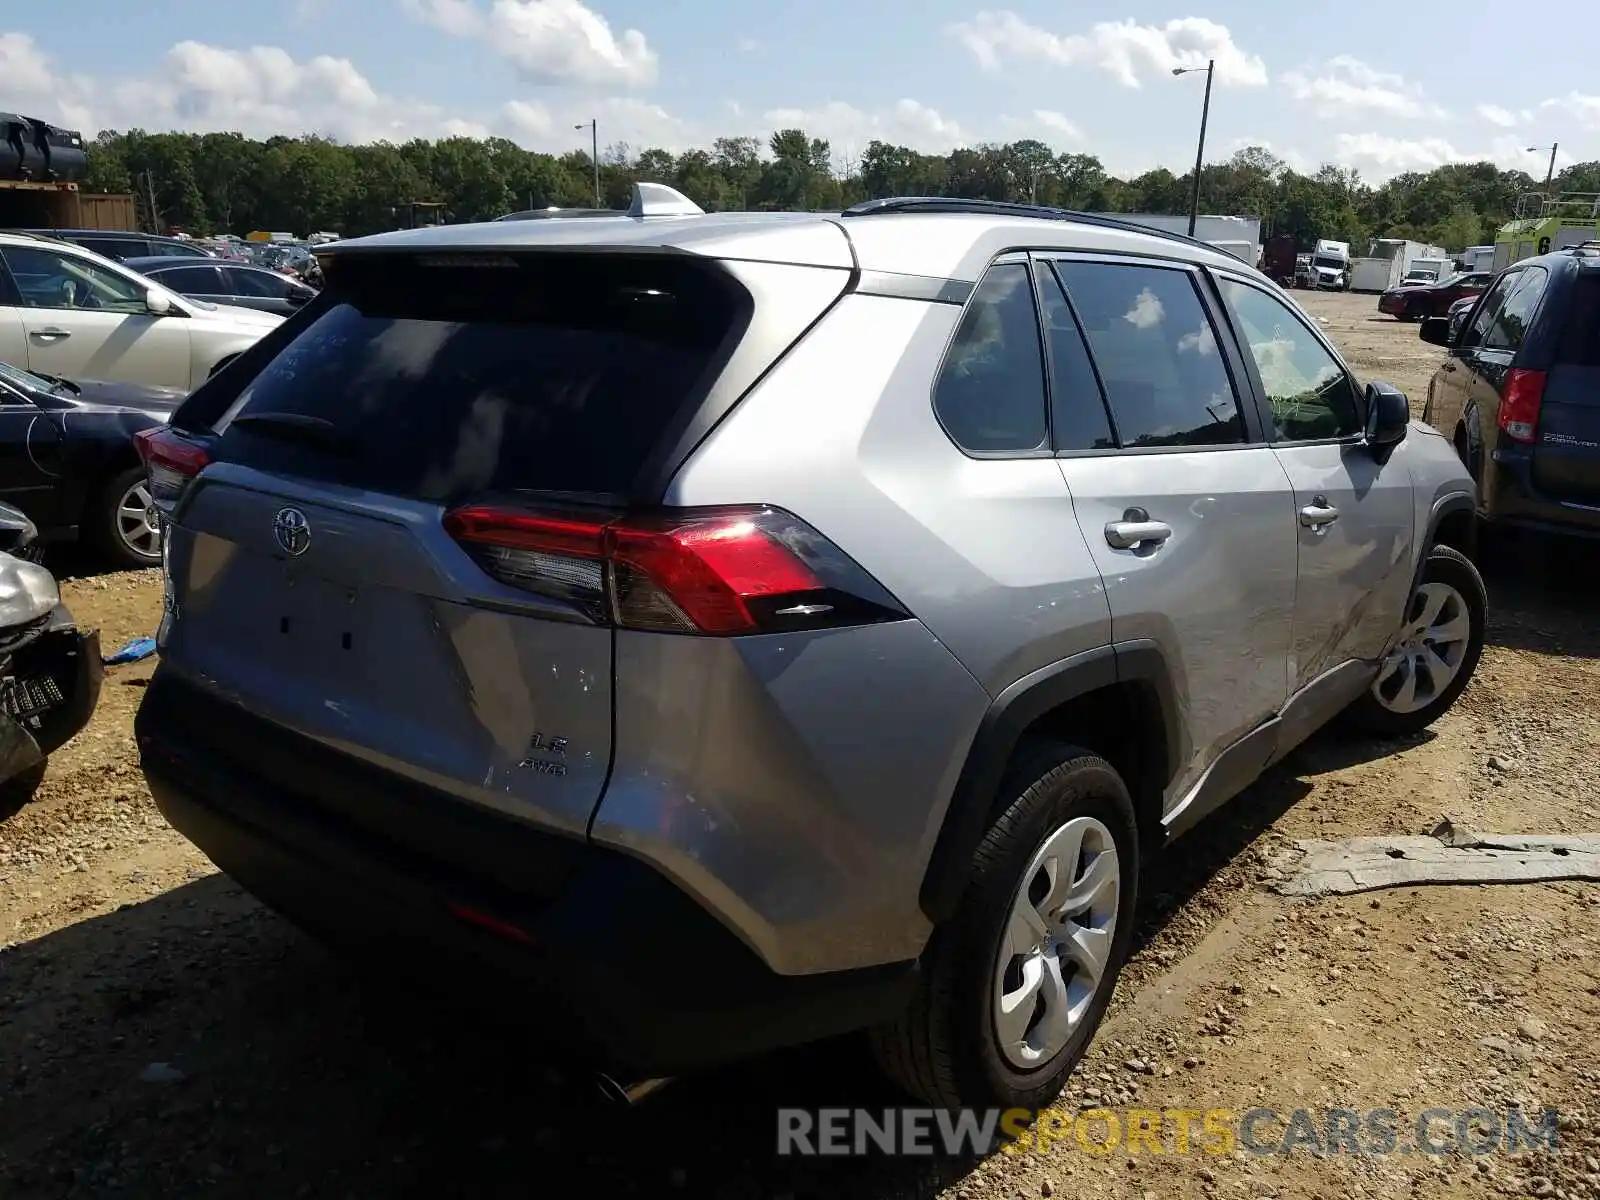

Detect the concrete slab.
xmin=1268 ymin=820 xmax=1600 ymax=897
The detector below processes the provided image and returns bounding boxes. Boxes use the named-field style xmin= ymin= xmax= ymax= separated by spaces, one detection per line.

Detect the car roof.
xmin=325 ymin=193 xmax=1250 ymax=283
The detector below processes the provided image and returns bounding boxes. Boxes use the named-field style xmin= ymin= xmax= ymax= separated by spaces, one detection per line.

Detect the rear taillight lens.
xmin=1499 ymin=368 xmax=1546 ymax=443
xmin=443 ymin=504 xmax=907 ymax=636
xmin=134 ymin=427 xmax=211 ymax=514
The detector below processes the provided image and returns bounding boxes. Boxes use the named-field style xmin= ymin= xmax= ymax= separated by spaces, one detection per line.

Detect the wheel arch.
xmin=918 ymin=641 xmax=1184 ymax=924
xmin=1422 ymin=491 xmax=1478 ymax=575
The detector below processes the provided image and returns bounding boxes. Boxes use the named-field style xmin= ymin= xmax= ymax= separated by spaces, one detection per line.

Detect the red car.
xmin=1378 ymin=271 xmax=1494 ymax=320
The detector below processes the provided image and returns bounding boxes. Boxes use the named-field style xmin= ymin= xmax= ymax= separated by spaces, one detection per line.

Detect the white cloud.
xmin=761 ymin=99 xmax=966 ymax=155
xmin=1543 ymin=92 xmax=1600 ymax=131
xmin=1477 ymin=104 xmax=1520 ymax=128
xmin=1332 ymin=132 xmax=1567 ymax=181
xmin=1029 ymin=110 xmax=1084 ymax=141
xmin=947 ymin=11 xmax=1267 ymax=88
xmin=736 ymin=37 xmax=763 ymax=53
xmin=0 ymin=32 xmax=96 ymax=132
xmin=114 ymin=41 xmax=492 ymax=143
xmin=401 ymin=0 xmax=484 ymax=36
xmin=1281 ymin=56 xmax=1445 ymax=120
xmin=502 ymin=94 xmax=694 ymax=152
xmin=403 ymin=0 xmax=657 ymax=88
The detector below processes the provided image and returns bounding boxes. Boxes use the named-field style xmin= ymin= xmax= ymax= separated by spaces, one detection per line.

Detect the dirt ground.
xmin=2 ymin=290 xmax=1598 ymax=1200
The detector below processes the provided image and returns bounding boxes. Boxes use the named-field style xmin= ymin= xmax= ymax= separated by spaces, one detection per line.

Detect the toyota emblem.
xmin=272 ymin=507 xmax=311 ymax=557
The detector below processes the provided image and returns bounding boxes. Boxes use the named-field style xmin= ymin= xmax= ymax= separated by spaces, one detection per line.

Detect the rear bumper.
xmin=1485 ymin=445 xmax=1600 ymax=537
xmin=0 ymin=609 xmax=101 ymax=781
xmin=134 ymin=670 xmax=917 ymax=1075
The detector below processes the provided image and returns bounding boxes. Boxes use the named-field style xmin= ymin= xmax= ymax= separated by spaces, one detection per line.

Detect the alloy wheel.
xmin=1371 ymin=581 xmax=1473 ymax=714
xmin=116 ymin=479 xmax=162 ymax=562
xmin=992 ymin=815 xmax=1121 ymax=1070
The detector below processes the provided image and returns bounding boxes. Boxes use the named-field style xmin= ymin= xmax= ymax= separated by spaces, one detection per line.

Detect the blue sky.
xmin=5 ymin=0 xmax=1594 ymax=181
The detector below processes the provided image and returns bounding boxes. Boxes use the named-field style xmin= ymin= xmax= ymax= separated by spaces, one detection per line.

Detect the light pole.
xmin=576 ymin=119 xmax=600 ymax=207
xmin=1173 ymin=59 xmax=1214 ymax=237
xmin=1527 ymin=142 xmax=1559 ymax=196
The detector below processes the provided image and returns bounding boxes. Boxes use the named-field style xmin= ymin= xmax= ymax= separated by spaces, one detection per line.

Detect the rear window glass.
xmin=1556 ymin=273 xmax=1600 ymax=366
xmin=210 ymin=254 xmax=749 ymax=502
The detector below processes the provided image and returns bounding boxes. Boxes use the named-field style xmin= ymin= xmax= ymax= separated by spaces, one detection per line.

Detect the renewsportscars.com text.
xmin=776 ymin=1105 xmax=1560 ymax=1158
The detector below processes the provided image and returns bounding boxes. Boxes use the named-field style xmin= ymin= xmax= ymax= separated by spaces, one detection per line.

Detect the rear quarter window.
xmin=209 ymin=253 xmax=752 ymax=503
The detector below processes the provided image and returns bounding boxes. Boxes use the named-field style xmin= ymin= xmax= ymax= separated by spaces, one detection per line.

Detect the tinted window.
xmin=1055 ymin=261 xmax=1244 ymax=448
xmin=1556 ymin=273 xmax=1600 ymax=367
xmin=153 ymin=241 xmax=208 ymax=257
xmin=932 ymin=262 xmax=1048 ymax=453
xmin=1482 ymin=267 xmax=1549 ymax=352
xmin=1037 ymin=265 xmax=1114 ymax=451
xmin=0 ymin=245 xmax=148 ymax=313
xmin=1465 ymin=273 xmax=1518 ymax=346
xmin=226 ymin=267 xmax=291 ymax=298
xmin=150 ymin=264 xmax=222 ymax=292
xmin=1221 ymin=279 xmax=1360 ymax=441
xmin=210 ymin=254 xmax=748 ymax=502
xmin=77 ymin=238 xmax=137 ymax=260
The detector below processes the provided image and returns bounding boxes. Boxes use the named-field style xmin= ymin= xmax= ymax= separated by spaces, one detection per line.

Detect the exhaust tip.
xmin=595 ymin=1073 xmax=673 ymax=1107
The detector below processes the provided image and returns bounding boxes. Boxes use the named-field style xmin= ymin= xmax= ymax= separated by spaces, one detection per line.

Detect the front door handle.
xmin=1299 ymin=496 xmax=1340 ymax=533
xmin=29 ymin=327 xmax=72 ymax=340
xmin=1105 ymin=513 xmax=1174 ymax=550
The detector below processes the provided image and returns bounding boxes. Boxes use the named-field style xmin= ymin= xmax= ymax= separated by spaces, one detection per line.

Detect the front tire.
xmin=91 ymin=466 xmax=163 ymax=570
xmin=1344 ymin=545 xmax=1485 ymax=737
xmin=871 ymin=744 xmax=1138 ymax=1109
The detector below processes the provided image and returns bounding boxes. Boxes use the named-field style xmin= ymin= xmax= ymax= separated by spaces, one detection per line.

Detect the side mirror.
xmin=1419 ymin=316 xmax=1452 ymax=347
xmin=1365 ymin=381 xmax=1409 ymax=454
xmin=145 ymin=289 xmax=172 ymax=316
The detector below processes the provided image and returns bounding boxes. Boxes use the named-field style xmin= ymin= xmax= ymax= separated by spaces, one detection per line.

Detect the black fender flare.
xmin=1413 ymin=491 xmax=1478 ymax=586
xmin=917 ymin=640 xmax=1184 ymax=924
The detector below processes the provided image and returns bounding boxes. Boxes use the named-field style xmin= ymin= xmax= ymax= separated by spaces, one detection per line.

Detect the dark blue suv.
xmin=1422 ymin=243 xmax=1600 ymax=539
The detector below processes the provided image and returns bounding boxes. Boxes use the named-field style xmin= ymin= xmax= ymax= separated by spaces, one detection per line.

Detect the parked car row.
xmin=0 ymin=232 xmax=284 ymax=566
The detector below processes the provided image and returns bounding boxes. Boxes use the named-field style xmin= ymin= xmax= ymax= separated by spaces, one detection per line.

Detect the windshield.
xmin=1313 ymin=255 xmax=1344 ymax=269
xmin=0 ymin=359 xmax=56 ymax=393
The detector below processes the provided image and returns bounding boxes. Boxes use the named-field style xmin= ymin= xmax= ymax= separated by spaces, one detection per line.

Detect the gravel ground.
xmin=1 ymin=289 xmax=1597 ymax=1200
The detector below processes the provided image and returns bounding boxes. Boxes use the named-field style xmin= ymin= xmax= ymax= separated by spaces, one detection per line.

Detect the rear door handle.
xmin=1104 ymin=517 xmax=1173 ymax=550
xmin=1299 ymin=497 xmax=1340 ymax=532
xmin=29 ymin=327 xmax=71 ymax=340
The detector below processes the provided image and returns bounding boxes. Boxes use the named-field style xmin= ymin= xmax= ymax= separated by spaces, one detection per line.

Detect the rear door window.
xmin=77 ymin=238 xmax=136 ymax=260
xmin=225 ymin=267 xmax=292 ymax=298
xmin=153 ymin=264 xmax=224 ymax=293
xmin=1481 ymin=267 xmax=1549 ymax=352
xmin=1054 ymin=260 xmax=1245 ymax=448
xmin=1037 ymin=264 xmax=1114 ymax=451
xmin=210 ymin=253 xmax=750 ymax=503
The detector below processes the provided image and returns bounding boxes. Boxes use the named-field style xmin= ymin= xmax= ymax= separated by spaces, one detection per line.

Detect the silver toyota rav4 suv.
xmin=135 ymin=188 xmax=1484 ymax=1110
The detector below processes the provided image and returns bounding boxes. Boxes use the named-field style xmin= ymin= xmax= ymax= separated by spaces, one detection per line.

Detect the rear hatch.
xmin=152 ymin=248 xmax=839 ymax=837
xmin=1532 ymin=270 xmax=1600 ymax=507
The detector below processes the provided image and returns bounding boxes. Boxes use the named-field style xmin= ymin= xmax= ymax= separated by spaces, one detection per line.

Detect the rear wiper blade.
xmin=230 ymin=412 xmax=356 ymax=452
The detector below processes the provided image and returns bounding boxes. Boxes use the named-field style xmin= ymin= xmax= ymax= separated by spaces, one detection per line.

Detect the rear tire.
xmin=90 ymin=466 xmax=163 ymax=570
xmin=871 ymin=744 xmax=1138 ymax=1109
xmin=1344 ymin=545 xmax=1485 ymax=737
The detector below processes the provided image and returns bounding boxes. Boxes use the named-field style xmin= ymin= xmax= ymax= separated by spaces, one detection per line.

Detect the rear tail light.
xmin=134 ymin=427 xmax=211 ymax=514
xmin=443 ymin=504 xmax=908 ymax=636
xmin=1499 ymin=368 xmax=1547 ymax=443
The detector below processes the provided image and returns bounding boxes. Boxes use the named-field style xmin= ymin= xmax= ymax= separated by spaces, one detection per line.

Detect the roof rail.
xmin=840 ymin=196 xmax=1224 ymax=256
